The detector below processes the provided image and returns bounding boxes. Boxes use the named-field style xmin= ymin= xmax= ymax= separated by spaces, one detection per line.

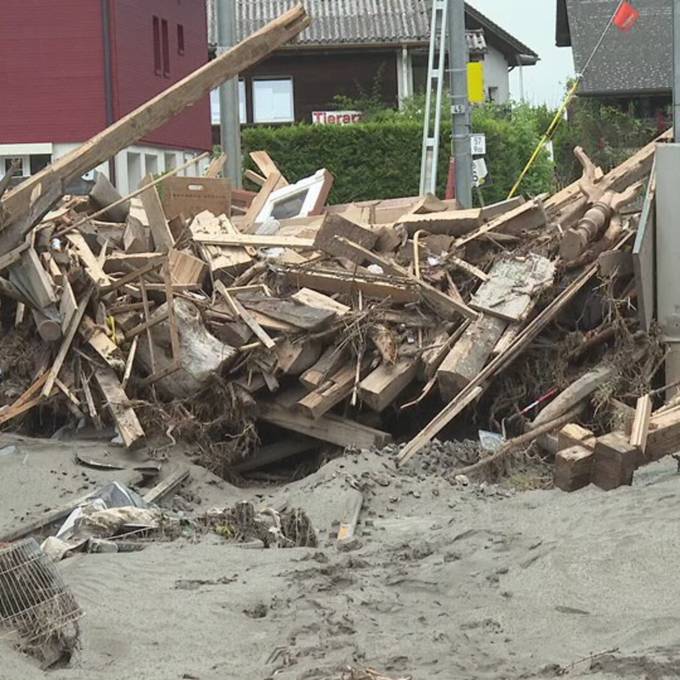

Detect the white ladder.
xmin=419 ymin=0 xmax=449 ymax=196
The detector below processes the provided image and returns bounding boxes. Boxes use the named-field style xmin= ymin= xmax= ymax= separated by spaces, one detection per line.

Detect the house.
xmin=0 ymin=0 xmax=212 ymax=194
xmin=556 ymin=0 xmax=671 ymax=118
xmin=207 ymin=0 xmax=539 ymax=126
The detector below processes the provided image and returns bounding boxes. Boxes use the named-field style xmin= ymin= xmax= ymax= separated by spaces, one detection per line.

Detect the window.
xmin=4 ymin=157 xmax=26 ymax=177
xmin=30 ymin=154 xmax=51 ymax=175
xmin=488 ymin=86 xmax=499 ymax=103
xmin=177 ymin=24 xmax=185 ymax=55
xmin=161 ymin=19 xmax=170 ymax=77
xmin=153 ymin=16 xmax=161 ymax=75
xmin=252 ymin=78 xmax=294 ymax=123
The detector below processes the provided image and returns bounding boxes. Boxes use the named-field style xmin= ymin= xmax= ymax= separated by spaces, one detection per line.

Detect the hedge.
xmin=242 ymin=108 xmax=555 ymax=206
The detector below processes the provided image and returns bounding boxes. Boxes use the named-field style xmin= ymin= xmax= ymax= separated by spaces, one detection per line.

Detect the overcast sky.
xmin=469 ymin=0 xmax=575 ymax=107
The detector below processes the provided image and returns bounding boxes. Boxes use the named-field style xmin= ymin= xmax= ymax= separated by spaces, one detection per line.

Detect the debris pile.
xmin=0 ymin=1 xmax=675 ymax=505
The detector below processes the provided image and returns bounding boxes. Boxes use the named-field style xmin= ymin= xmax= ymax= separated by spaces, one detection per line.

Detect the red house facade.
xmin=0 ymin=0 xmax=211 ymax=194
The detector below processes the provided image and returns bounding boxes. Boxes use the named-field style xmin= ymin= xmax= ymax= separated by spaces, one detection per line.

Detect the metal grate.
xmin=0 ymin=539 xmax=81 ymax=646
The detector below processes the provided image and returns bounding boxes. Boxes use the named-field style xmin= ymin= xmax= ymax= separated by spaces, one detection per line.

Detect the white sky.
xmin=469 ymin=0 xmax=576 ymax=107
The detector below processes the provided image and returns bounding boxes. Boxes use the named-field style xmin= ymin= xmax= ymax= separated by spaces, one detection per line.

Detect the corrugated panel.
xmin=207 ymin=0 xmax=487 ymax=52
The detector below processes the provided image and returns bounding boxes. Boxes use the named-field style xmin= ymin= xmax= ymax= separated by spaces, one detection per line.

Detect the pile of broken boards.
xmin=0 ymin=135 xmax=671 ymax=491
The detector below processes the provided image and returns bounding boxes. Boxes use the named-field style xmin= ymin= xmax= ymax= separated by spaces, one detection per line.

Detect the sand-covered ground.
xmin=2 ymin=434 xmax=680 ymax=679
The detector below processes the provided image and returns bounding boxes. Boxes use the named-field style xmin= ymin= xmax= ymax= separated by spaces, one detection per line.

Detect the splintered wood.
xmin=0 ymin=27 xmax=665 ymax=491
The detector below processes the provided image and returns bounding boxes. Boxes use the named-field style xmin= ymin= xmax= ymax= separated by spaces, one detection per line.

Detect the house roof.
xmin=555 ymin=0 xmax=672 ymax=95
xmin=207 ymin=1 xmax=538 ymax=64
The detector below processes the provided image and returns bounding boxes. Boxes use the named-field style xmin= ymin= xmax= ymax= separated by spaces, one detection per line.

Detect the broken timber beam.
xmin=0 ymin=5 xmax=310 ymax=252
xmin=259 ymin=401 xmax=391 ymax=449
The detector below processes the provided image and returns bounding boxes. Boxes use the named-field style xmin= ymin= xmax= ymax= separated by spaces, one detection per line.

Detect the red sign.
xmin=312 ymin=110 xmax=363 ymax=126
xmin=613 ymin=1 xmax=640 ymax=32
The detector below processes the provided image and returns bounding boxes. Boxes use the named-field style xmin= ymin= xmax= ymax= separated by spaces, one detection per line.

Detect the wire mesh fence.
xmin=0 ymin=539 xmax=81 ymax=649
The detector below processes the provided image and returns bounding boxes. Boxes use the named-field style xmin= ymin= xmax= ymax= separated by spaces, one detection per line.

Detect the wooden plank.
xmin=358 ymin=359 xmax=418 ymax=412
xmin=189 ymin=210 xmax=253 ymax=275
xmin=143 ymin=468 xmax=190 ymax=504
xmin=276 ymin=265 xmax=420 ymax=304
xmin=94 ymin=366 xmax=145 ymax=449
xmin=168 ymin=249 xmax=207 ymax=286
xmin=140 ymin=174 xmax=175 ymax=251
xmin=470 ymin=255 xmax=555 ymax=323
xmin=297 ymin=363 xmax=357 ymax=419
xmin=0 ymin=6 xmax=310 ymax=252
xmin=332 ymin=237 xmax=477 ymax=321
xmin=242 ymin=170 xmax=282 ymax=232
xmin=455 ymin=197 xmax=547 ymax=248
xmin=66 ymin=232 xmax=111 ymax=287
xmin=259 ymin=400 xmax=392 ymax=449
xmin=249 ymin=151 xmax=289 ymax=186
xmin=630 ymin=394 xmax=652 ymax=453
xmin=42 ymin=289 xmax=93 ymax=397
xmin=314 ymin=213 xmax=378 ymax=260
xmin=204 ymin=153 xmax=227 ymax=179
xmin=80 ymin=315 xmax=121 ymax=369
xmin=633 ymin=159 xmax=656 ymax=332
xmin=216 ymin=281 xmax=275 ymax=349
xmin=437 ymin=315 xmax=507 ymax=400
xmin=397 ymin=386 xmax=484 ymax=467
xmin=396 ymin=208 xmax=483 ymax=236
xmin=237 ymin=293 xmax=337 ymax=331
xmin=9 ymin=247 xmax=57 ymax=309
xmin=244 ymin=169 xmax=266 ymax=187
xmin=192 ymin=232 xmax=315 ymax=249
xmin=291 ymin=288 xmax=350 ymax=317
xmin=300 ymin=346 xmax=348 ymax=389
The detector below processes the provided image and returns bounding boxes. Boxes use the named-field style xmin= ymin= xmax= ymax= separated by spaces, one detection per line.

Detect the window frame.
xmin=252 ymin=76 xmax=295 ymax=124
xmin=153 ymin=16 xmax=161 ymax=75
xmin=161 ymin=18 xmax=170 ymax=77
xmin=177 ymin=24 xmax=185 ymax=56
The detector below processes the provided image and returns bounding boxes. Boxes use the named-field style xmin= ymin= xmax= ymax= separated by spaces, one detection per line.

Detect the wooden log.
xmin=554 ymin=445 xmax=595 ymax=492
xmin=591 ymin=431 xmax=638 ymax=491
xmin=66 ymin=232 xmax=111 ymax=287
xmin=216 ymin=283 xmax=276 ymax=349
xmin=90 ymin=171 xmax=129 ymax=222
xmin=9 ymin=248 xmax=57 ymax=309
xmin=358 ymin=359 xmax=418 ymax=412
xmin=259 ymin=400 xmax=391 ymax=449
xmin=94 ymin=366 xmax=145 ymax=449
xmin=0 ymin=5 xmax=310 ymax=250
xmin=437 ymin=315 xmax=507 ymax=400
xmin=533 ymin=365 xmax=615 ymax=427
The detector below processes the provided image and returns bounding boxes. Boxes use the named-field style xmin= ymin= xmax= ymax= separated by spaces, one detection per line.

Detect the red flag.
xmin=613 ymin=1 xmax=640 ymax=32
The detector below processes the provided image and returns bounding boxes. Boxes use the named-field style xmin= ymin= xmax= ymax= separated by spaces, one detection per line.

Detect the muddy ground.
xmin=2 ymin=433 xmax=680 ymax=680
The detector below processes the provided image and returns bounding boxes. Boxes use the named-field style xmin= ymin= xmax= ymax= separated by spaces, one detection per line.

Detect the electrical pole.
xmin=447 ymin=0 xmax=472 ymax=208
xmin=216 ymin=0 xmax=242 ymax=187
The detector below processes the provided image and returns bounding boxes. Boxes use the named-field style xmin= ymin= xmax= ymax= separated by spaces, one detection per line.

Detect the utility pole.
xmin=447 ymin=0 xmax=472 ymax=208
xmin=216 ymin=0 xmax=242 ymax=187
xmin=674 ymin=0 xmax=680 ymax=139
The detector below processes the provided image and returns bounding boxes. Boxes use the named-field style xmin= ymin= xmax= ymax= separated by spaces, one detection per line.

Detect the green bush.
xmin=242 ymin=107 xmax=554 ymax=206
